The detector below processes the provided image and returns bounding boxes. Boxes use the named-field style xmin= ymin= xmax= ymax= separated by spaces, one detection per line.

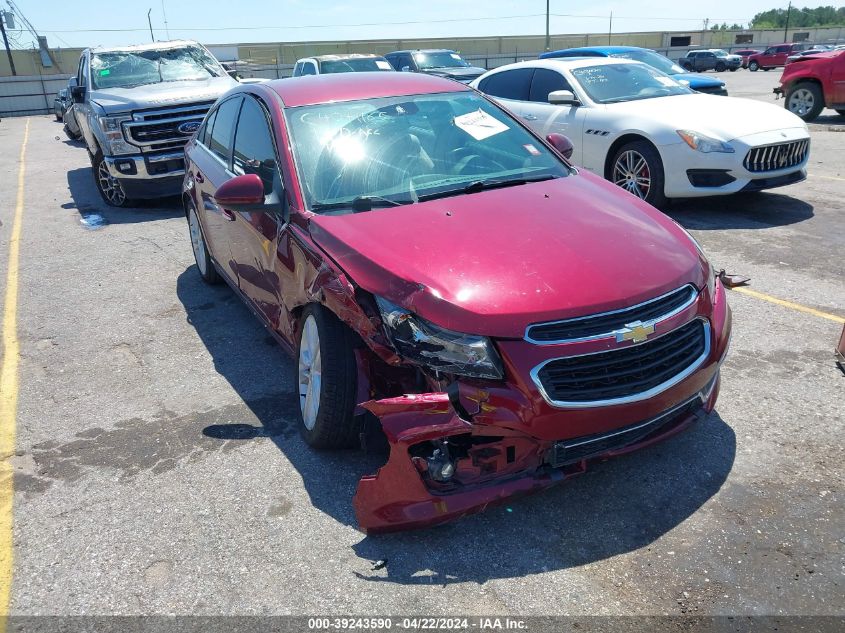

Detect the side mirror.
xmin=71 ymin=85 xmax=86 ymax=104
xmin=401 ymin=65 xmax=411 ymax=72
xmin=546 ymin=133 xmax=574 ymax=160
xmin=548 ymin=89 xmax=579 ymax=106
xmin=215 ymin=174 xmax=267 ymax=213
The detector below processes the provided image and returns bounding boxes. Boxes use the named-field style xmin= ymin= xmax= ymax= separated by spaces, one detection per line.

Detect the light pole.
xmin=783 ymin=1 xmax=792 ymax=43
xmin=0 ymin=11 xmax=15 ymax=76
xmin=545 ymin=0 xmax=550 ymax=52
xmin=147 ymin=9 xmax=154 ymax=42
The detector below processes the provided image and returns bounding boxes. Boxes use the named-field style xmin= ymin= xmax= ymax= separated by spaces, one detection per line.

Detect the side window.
xmin=776 ymin=46 xmax=789 ymax=53
xmin=399 ymin=54 xmax=414 ymax=70
xmin=529 ymin=69 xmax=570 ymax=102
xmin=208 ymin=96 xmax=242 ymax=165
xmin=293 ymin=62 xmax=302 ymax=77
xmin=764 ymin=47 xmax=775 ymax=55
xmin=300 ymin=62 xmax=316 ymax=76
xmin=478 ymin=68 xmax=534 ymax=101
xmin=199 ymin=107 xmax=217 ymax=146
xmin=79 ymin=55 xmax=88 ymax=88
xmin=232 ymin=96 xmax=281 ymax=196
xmin=385 ymin=54 xmax=398 ymax=69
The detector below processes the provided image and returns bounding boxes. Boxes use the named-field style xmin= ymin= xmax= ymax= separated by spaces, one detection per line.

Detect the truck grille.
xmin=744 ymin=139 xmax=809 ymax=173
xmin=124 ymin=102 xmax=214 ymax=152
xmin=533 ymin=319 xmax=709 ymax=406
xmin=525 ymin=285 xmax=698 ymax=344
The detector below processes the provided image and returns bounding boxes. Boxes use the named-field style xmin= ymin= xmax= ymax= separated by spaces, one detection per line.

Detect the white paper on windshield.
xmin=450 ymin=53 xmax=461 ymax=59
xmin=454 ymin=109 xmax=510 ymax=140
xmin=656 ymin=76 xmax=677 ymax=87
xmin=375 ymin=60 xmax=392 ymax=70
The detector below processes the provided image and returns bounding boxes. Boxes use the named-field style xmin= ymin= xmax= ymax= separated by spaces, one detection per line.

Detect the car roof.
xmin=494 ymin=57 xmax=641 ymax=72
xmin=89 ymin=39 xmax=200 ymax=54
xmin=306 ymin=54 xmax=385 ymax=62
xmin=268 ymin=71 xmax=469 ymax=108
xmin=386 ymin=49 xmax=456 ymax=55
xmin=542 ymin=46 xmax=645 ymax=57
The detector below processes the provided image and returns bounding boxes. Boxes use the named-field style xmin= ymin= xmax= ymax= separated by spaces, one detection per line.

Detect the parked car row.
xmin=55 ymin=36 xmax=828 ymax=531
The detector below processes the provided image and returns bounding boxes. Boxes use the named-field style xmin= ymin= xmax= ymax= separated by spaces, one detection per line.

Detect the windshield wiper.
xmin=417 ymin=174 xmax=559 ymax=202
xmin=311 ymin=195 xmax=413 ymax=213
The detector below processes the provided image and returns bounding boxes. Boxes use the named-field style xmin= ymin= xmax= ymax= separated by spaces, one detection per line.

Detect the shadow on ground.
xmin=667 ymin=191 xmax=814 ymax=230
xmin=65 ymin=166 xmax=183 ymax=226
xmin=177 ymin=266 xmax=736 ymax=585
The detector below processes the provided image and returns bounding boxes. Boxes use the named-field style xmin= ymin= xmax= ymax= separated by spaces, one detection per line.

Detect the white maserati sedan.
xmin=471 ymin=58 xmax=810 ymax=207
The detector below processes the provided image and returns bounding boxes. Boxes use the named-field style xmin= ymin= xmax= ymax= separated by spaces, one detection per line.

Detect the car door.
xmin=519 ymin=68 xmax=587 ymax=164
xmin=191 ymin=95 xmax=243 ymax=280
xmin=774 ymin=45 xmax=790 ymax=66
xmin=832 ymin=53 xmax=845 ymax=104
xmin=226 ymin=94 xmax=287 ymax=327
xmin=74 ymin=53 xmax=96 ymax=149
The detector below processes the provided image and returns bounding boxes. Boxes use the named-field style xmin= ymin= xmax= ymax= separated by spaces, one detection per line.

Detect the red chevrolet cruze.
xmin=182 ymin=72 xmax=731 ymax=533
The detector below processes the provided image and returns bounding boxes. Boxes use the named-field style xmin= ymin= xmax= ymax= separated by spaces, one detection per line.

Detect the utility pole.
xmin=0 ymin=11 xmax=16 ymax=76
xmin=608 ymin=11 xmax=613 ymax=45
xmin=147 ymin=9 xmax=154 ymax=42
xmin=161 ymin=0 xmax=170 ymax=39
xmin=783 ymin=1 xmax=792 ymax=42
xmin=545 ymin=0 xmax=550 ymax=52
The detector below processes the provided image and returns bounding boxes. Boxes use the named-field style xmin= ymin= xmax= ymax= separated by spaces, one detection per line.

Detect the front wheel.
xmin=749 ymin=61 xmax=759 ymax=71
xmin=92 ymin=151 xmax=133 ymax=207
xmin=715 ymin=62 xmax=726 ymax=72
xmin=786 ymin=83 xmax=824 ymax=121
xmin=297 ymin=305 xmax=358 ymax=449
xmin=610 ymin=141 xmax=666 ymax=208
xmin=729 ymin=67 xmax=738 ymax=72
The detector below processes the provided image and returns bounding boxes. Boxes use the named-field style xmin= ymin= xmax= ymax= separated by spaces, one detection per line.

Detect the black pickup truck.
xmin=679 ymin=49 xmax=742 ymax=72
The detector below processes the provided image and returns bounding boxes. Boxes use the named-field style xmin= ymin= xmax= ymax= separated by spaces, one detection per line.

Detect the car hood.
xmin=606 ymin=93 xmax=807 ymax=141
xmin=89 ymin=76 xmax=237 ymax=114
xmin=669 ymin=72 xmax=723 ymax=89
xmin=422 ymin=66 xmax=486 ymax=81
xmin=308 ymin=173 xmax=706 ymax=338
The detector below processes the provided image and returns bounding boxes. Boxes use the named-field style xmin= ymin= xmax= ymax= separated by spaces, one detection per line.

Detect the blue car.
xmin=539 ymin=46 xmax=728 ymax=95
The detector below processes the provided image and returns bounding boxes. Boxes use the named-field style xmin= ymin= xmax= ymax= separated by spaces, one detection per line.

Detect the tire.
xmin=729 ymin=67 xmax=737 ymax=72
xmin=715 ymin=62 xmax=726 ymax=72
xmin=92 ymin=151 xmax=133 ymax=207
xmin=785 ymin=83 xmax=824 ymax=122
xmin=296 ymin=305 xmax=359 ymax=449
xmin=63 ymin=123 xmax=80 ymax=141
xmin=749 ymin=60 xmax=759 ymax=72
xmin=763 ymin=67 xmax=770 ymax=72
xmin=55 ymin=112 xmax=62 ymax=121
xmin=610 ymin=140 xmax=666 ymax=208
xmin=186 ymin=200 xmax=220 ymax=284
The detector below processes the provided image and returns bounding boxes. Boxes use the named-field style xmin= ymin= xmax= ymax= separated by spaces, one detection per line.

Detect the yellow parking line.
xmin=0 ymin=118 xmax=29 ymax=626
xmin=731 ymin=286 xmax=845 ymax=324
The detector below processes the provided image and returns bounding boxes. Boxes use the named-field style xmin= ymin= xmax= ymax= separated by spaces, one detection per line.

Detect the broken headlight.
xmin=375 ymin=296 xmax=504 ymax=380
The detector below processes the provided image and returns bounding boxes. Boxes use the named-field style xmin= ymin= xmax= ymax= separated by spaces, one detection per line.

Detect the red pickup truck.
xmin=775 ymin=50 xmax=845 ymax=121
xmin=748 ymin=43 xmax=807 ymax=71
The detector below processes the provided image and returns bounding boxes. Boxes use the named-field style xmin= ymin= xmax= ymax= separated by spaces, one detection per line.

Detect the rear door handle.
xmin=194 ymin=171 xmax=205 ymax=183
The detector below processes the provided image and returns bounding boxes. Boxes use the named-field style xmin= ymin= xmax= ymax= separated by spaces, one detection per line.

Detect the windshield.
xmin=571 ymin=63 xmax=692 ymax=104
xmin=414 ymin=51 xmax=470 ymax=69
xmin=320 ymin=58 xmax=393 ymax=73
xmin=285 ymin=92 xmax=569 ymax=213
xmin=712 ymin=49 xmax=730 ymax=56
xmin=90 ymin=45 xmax=225 ymax=90
xmin=609 ymin=49 xmax=687 ymax=75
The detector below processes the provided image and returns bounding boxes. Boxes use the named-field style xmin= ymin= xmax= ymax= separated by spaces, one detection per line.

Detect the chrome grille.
xmin=532 ymin=319 xmax=710 ymax=408
xmin=743 ymin=139 xmax=809 ymax=173
xmin=525 ymin=285 xmax=698 ymax=344
xmin=124 ymin=102 xmax=214 ymax=151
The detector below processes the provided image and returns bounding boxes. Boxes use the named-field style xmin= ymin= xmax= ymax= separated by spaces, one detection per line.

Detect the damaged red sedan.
xmin=182 ymin=72 xmax=732 ymax=533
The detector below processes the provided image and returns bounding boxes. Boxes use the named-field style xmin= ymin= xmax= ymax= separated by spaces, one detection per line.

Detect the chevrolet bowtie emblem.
xmin=616 ymin=321 xmax=655 ymax=343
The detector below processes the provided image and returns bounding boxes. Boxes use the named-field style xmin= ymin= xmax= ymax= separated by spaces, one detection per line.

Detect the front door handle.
xmin=222 ymin=208 xmax=236 ymax=221
xmin=522 ymin=114 xmax=538 ymax=121
xmin=194 ymin=171 xmax=205 ymax=183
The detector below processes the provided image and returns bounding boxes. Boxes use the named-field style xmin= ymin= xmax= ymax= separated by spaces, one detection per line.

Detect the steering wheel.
xmin=453 ymin=154 xmax=506 ymax=176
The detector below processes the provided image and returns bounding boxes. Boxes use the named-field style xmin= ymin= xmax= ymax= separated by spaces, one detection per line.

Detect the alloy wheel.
xmin=613 ymin=150 xmax=651 ymax=200
xmin=298 ymin=315 xmax=322 ymax=431
xmin=787 ymin=88 xmax=815 ymax=117
xmin=97 ymin=159 xmax=127 ymax=206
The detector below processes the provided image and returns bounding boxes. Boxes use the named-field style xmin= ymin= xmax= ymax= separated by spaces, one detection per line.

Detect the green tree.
xmin=749 ymin=6 xmax=845 ymax=29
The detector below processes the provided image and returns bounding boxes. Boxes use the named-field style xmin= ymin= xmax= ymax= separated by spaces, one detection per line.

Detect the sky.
xmin=0 ymin=0 xmax=825 ymax=50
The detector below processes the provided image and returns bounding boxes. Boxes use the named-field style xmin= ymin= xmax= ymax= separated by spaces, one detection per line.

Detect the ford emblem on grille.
xmin=177 ymin=121 xmax=202 ymax=135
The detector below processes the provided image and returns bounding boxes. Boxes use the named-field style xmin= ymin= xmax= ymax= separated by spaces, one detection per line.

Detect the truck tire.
xmin=92 ymin=151 xmax=134 ymax=207
xmin=63 ymin=123 xmax=80 ymax=141
xmin=715 ymin=62 xmax=726 ymax=72
xmin=296 ymin=304 xmax=359 ymax=450
xmin=610 ymin=140 xmax=667 ymax=209
xmin=785 ymin=83 xmax=824 ymax=122
xmin=749 ymin=60 xmax=760 ymax=71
